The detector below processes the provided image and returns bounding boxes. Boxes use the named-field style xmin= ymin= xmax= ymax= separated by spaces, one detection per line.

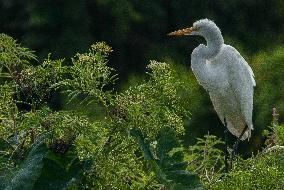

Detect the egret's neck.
xmin=190 ymin=27 xmax=224 ymax=89
xmin=202 ymin=28 xmax=224 ymax=59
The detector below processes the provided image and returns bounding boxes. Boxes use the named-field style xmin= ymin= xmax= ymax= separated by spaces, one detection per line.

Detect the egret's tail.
xmin=227 ymin=122 xmax=253 ymax=141
xmin=241 ymin=125 xmax=253 ymax=141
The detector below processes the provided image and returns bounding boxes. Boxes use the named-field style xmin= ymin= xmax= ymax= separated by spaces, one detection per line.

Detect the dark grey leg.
xmin=224 ymin=118 xmax=229 ymax=174
xmin=232 ymin=125 xmax=248 ymax=158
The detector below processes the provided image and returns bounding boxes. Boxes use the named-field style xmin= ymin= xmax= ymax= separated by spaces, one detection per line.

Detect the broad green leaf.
xmin=5 ymin=133 xmax=49 ymax=190
xmin=130 ymin=127 xmax=203 ymax=190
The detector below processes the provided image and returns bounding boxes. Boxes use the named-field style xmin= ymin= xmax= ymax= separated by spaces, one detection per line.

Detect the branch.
xmin=264 ymin=145 xmax=284 ymax=153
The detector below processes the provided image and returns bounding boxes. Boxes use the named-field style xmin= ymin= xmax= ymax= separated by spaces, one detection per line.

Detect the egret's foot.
xmin=232 ymin=138 xmax=241 ymax=158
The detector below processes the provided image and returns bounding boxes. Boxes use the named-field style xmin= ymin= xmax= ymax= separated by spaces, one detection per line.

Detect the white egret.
xmin=168 ymin=19 xmax=256 ymax=153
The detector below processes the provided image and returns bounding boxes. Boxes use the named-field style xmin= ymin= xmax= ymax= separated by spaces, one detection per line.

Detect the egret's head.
xmin=168 ymin=19 xmax=220 ymax=37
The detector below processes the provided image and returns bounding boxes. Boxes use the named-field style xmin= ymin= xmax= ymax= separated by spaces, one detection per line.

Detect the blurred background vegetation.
xmin=1 ymin=0 xmax=284 ymax=154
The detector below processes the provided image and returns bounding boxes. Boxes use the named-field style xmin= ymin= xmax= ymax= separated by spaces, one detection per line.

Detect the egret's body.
xmin=169 ymin=19 xmax=255 ymax=140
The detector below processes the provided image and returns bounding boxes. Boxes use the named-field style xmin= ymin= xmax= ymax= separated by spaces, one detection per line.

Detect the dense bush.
xmin=211 ymin=149 xmax=284 ymax=189
xmin=211 ymin=124 xmax=284 ymax=189
xmin=1 ymin=34 xmax=284 ymax=190
xmin=0 ymin=34 xmax=202 ymax=189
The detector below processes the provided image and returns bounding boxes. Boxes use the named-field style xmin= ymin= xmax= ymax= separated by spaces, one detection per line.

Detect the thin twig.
xmin=205 ymin=169 xmax=211 ymax=183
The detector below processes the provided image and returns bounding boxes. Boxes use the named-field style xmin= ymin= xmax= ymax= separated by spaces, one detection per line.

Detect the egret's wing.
xmin=208 ymin=91 xmax=225 ymax=124
xmin=224 ymin=45 xmax=255 ymax=129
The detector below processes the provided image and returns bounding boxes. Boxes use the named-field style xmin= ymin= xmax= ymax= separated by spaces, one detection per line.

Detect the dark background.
xmin=2 ymin=0 xmax=284 ymax=76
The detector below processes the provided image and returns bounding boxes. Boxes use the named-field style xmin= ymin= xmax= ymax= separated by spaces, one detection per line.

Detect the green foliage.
xmin=0 ymin=84 xmax=15 ymax=120
xmin=1 ymin=33 xmax=284 ymax=190
xmin=4 ymin=133 xmax=49 ymax=190
xmin=0 ymin=34 xmax=36 ymax=73
xmin=0 ymin=132 xmax=86 ymax=190
xmin=17 ymin=57 xmax=65 ymax=105
xmin=0 ymin=33 xmax=66 ymax=108
xmin=116 ymin=60 xmax=189 ymax=139
xmin=58 ymin=42 xmax=116 ymax=106
xmin=275 ymin=125 xmax=284 ymax=145
xmin=130 ymin=127 xmax=203 ymax=190
xmin=185 ymin=135 xmax=224 ymax=188
xmin=33 ymin=152 xmax=85 ymax=189
xmin=211 ymin=150 xmax=284 ymax=190
xmin=0 ymin=34 xmax=204 ymax=189
xmin=76 ymin=60 xmax=195 ymax=189
xmin=263 ymin=124 xmax=284 ymax=147
xmin=196 ymin=109 xmax=284 ymax=190
xmin=182 ymin=128 xmax=284 ymax=190
xmin=249 ymin=46 xmax=284 ymax=130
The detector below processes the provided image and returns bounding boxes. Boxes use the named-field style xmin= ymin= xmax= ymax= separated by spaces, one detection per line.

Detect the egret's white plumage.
xmin=169 ymin=19 xmax=255 ymax=140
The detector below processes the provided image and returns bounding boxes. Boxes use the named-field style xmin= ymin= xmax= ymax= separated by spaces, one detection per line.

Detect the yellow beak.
xmin=167 ymin=27 xmax=194 ymax=36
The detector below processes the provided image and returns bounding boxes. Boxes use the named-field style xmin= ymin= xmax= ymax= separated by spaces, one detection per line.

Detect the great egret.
xmin=168 ymin=19 xmax=256 ymax=154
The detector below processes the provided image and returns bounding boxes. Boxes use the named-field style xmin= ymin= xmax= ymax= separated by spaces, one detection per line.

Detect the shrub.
xmin=0 ymin=34 xmax=202 ymax=189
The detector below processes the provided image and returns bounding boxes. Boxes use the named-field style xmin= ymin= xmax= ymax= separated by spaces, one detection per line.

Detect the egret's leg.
xmin=224 ymin=129 xmax=229 ymax=173
xmin=223 ymin=118 xmax=229 ymax=174
xmin=232 ymin=125 xmax=248 ymax=158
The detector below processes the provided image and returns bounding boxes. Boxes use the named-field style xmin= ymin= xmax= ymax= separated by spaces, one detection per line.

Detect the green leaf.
xmin=156 ymin=127 xmax=182 ymax=167
xmin=167 ymin=170 xmax=203 ymax=190
xmin=156 ymin=128 xmax=203 ymax=190
xmin=129 ymin=128 xmax=154 ymax=160
xmin=33 ymin=150 xmax=84 ymax=190
xmin=5 ymin=133 xmax=50 ymax=190
xmin=130 ymin=127 xmax=203 ymax=190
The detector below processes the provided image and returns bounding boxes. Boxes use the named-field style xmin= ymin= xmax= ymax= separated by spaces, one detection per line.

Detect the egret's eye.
xmin=194 ymin=26 xmax=201 ymax=30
